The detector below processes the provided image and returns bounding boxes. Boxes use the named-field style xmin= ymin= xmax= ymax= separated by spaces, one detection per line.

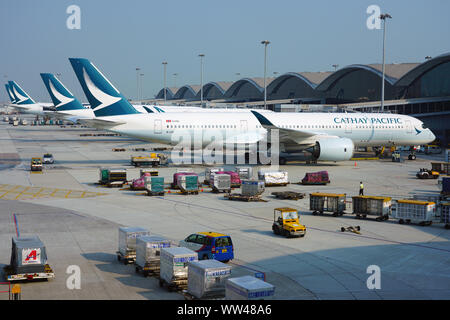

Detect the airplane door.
xmin=154 ymin=119 xmax=162 ymax=134
xmin=240 ymin=120 xmax=248 ymax=133
xmin=405 ymin=120 xmax=412 ymax=134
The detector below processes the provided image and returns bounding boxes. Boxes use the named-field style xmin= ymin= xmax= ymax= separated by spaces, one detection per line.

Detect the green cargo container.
xmin=145 ymin=176 xmax=164 ymax=195
xmin=177 ymin=175 xmax=199 ymax=193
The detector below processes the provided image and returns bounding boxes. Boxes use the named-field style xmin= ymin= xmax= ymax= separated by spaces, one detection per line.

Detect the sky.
xmin=0 ymin=0 xmax=449 ymax=103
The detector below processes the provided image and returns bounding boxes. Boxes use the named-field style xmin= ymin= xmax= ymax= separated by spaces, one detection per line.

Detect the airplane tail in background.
xmin=68 ymin=58 xmax=139 ymax=117
xmin=40 ymin=73 xmax=85 ymax=111
xmin=8 ymin=80 xmax=35 ymax=105
xmin=5 ymin=83 xmax=17 ymax=103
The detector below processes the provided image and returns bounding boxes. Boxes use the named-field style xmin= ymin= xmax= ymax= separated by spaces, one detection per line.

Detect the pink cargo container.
xmin=131 ymin=172 xmax=151 ymax=190
xmin=215 ymin=171 xmax=241 ymax=187
xmin=172 ymin=172 xmax=198 ymax=189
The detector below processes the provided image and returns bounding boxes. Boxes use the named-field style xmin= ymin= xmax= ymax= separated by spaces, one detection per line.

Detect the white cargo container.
xmin=235 ymin=167 xmax=253 ymax=179
xmin=226 ymin=276 xmax=275 ymax=300
xmin=257 ymin=170 xmax=288 ymax=186
xmin=205 ymin=167 xmax=224 ymax=184
xmin=117 ymin=227 xmax=150 ymax=263
xmin=160 ymin=247 xmax=198 ymax=290
xmin=393 ymin=200 xmax=436 ymax=226
xmin=187 ymin=259 xmax=231 ymax=299
xmin=440 ymin=202 xmax=450 ymax=229
xmin=210 ymin=173 xmax=231 ymax=193
xmin=241 ymin=180 xmax=265 ymax=196
xmin=135 ymin=236 xmax=171 ymax=275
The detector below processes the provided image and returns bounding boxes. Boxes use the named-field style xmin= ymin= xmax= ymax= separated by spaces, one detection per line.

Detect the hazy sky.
xmin=1 ymin=0 xmax=449 ymax=103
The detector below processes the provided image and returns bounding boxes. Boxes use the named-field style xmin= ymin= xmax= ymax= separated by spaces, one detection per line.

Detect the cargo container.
xmin=187 ymin=259 xmax=231 ymax=299
xmin=301 ymin=171 xmax=330 ymax=185
xmin=226 ymin=276 xmax=275 ymax=300
xmin=204 ymin=167 xmax=224 ymax=184
xmin=258 ymin=170 xmax=288 ymax=186
xmin=210 ymin=174 xmax=231 ymax=193
xmin=431 ymin=162 xmax=450 ymax=175
xmin=310 ymin=193 xmax=346 ymax=216
xmin=442 ymin=177 xmax=450 ymax=195
xmin=352 ymin=196 xmax=391 ymax=221
xmin=172 ymin=172 xmax=198 ymax=189
xmin=117 ymin=227 xmax=150 ymax=264
xmin=177 ymin=175 xmax=199 ymax=194
xmin=222 ymin=171 xmax=241 ymax=187
xmin=441 ymin=203 xmax=450 ymax=229
xmin=159 ymin=247 xmax=198 ymax=292
xmin=98 ymin=168 xmax=127 ymax=187
xmin=140 ymin=168 xmax=158 ymax=176
xmin=241 ymin=180 xmax=265 ymax=196
xmin=235 ymin=167 xmax=253 ymax=180
xmin=393 ymin=200 xmax=436 ymax=226
xmin=130 ymin=172 xmax=150 ymax=190
xmin=145 ymin=176 xmax=165 ymax=196
xmin=4 ymin=236 xmax=55 ymax=282
xmin=135 ymin=236 xmax=171 ymax=276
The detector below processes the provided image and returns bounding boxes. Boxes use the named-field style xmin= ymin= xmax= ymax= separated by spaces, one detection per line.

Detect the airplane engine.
xmin=311 ymin=137 xmax=354 ymax=161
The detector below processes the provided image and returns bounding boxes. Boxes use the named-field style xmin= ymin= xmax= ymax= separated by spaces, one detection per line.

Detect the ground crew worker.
xmin=359 ymin=181 xmax=364 ymax=195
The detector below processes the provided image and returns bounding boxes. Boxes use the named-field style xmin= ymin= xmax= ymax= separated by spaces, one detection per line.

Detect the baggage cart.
xmin=172 ymin=172 xmax=197 ymax=189
xmin=225 ymin=276 xmax=275 ymax=300
xmin=140 ymin=168 xmax=158 ymax=176
xmin=272 ymin=191 xmax=305 ymax=200
xmin=431 ymin=162 xmax=450 ymax=175
xmin=186 ymin=260 xmax=231 ymax=299
xmin=177 ymin=175 xmax=199 ymax=194
xmin=393 ymin=200 xmax=436 ymax=226
xmin=258 ymin=170 xmax=288 ymax=186
xmin=235 ymin=167 xmax=253 ymax=180
xmin=440 ymin=202 xmax=450 ymax=229
xmin=210 ymin=174 xmax=231 ymax=193
xmin=98 ymin=168 xmax=127 ymax=188
xmin=241 ymin=180 xmax=265 ymax=196
xmin=145 ymin=176 xmax=165 ymax=196
xmin=309 ymin=193 xmax=346 ymax=216
xmin=225 ymin=193 xmax=267 ymax=202
xmin=131 ymin=154 xmax=161 ymax=167
xmin=159 ymin=247 xmax=198 ymax=292
xmin=204 ymin=167 xmax=224 ymax=185
xmin=135 ymin=236 xmax=171 ymax=277
xmin=4 ymin=236 xmax=55 ymax=282
xmin=117 ymin=227 xmax=150 ymax=264
xmin=352 ymin=196 xmax=391 ymax=221
xmin=130 ymin=172 xmax=150 ymax=190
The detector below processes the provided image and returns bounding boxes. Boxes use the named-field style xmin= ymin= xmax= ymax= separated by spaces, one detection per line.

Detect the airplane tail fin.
xmin=8 ymin=81 xmax=35 ymax=105
xmin=68 ymin=58 xmax=139 ymax=117
xmin=5 ymin=83 xmax=17 ymax=103
xmin=40 ymin=73 xmax=85 ymax=111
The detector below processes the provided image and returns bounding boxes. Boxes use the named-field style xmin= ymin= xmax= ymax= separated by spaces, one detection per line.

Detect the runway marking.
xmin=0 ymin=184 xmax=106 ymax=200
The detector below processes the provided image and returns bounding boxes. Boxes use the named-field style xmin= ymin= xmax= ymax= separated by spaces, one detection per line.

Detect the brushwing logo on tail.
xmin=82 ymin=66 xmax=121 ymax=111
xmin=11 ymin=85 xmax=30 ymax=104
xmin=49 ymin=80 xmax=74 ymax=108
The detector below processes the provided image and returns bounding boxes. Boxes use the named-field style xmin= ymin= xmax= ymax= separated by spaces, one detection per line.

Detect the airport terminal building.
xmin=152 ymin=52 xmax=450 ymax=147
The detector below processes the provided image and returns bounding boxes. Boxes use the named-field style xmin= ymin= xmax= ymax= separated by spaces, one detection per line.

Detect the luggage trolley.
xmin=309 ymin=193 xmax=346 ymax=216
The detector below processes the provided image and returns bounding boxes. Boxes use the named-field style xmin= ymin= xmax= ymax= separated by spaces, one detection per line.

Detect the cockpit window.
xmin=421 ymin=123 xmax=428 ymax=129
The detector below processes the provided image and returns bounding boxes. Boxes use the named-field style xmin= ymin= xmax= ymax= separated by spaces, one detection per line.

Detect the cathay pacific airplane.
xmin=6 ymin=80 xmax=54 ymax=115
xmin=69 ymin=57 xmax=435 ymax=163
xmin=40 ymin=73 xmax=95 ymax=123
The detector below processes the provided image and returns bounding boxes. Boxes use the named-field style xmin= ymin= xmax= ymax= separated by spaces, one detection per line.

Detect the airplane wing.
xmin=251 ymin=110 xmax=338 ymax=146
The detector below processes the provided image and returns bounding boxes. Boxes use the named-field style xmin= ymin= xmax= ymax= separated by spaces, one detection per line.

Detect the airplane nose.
xmin=429 ymin=130 xmax=436 ymax=142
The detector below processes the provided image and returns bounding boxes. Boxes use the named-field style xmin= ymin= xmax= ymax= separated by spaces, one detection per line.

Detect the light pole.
xmin=135 ymin=67 xmax=140 ymax=101
xmin=332 ymin=64 xmax=339 ymax=71
xmin=173 ymin=73 xmax=178 ymax=88
xmin=140 ymin=73 xmax=144 ymax=101
xmin=162 ymin=62 xmax=167 ymax=103
xmin=199 ymin=54 xmax=205 ymax=106
xmin=261 ymin=40 xmax=270 ymax=110
xmin=380 ymin=13 xmax=391 ymax=113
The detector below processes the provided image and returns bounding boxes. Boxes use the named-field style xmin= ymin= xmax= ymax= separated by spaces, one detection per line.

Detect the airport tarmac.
xmin=0 ymin=119 xmax=449 ymax=300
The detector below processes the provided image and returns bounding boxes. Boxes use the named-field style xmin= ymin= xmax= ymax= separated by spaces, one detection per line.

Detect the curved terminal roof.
xmin=155 ymin=87 xmax=177 ymax=99
xmin=315 ymin=63 xmax=419 ymax=91
xmin=173 ymin=85 xmax=201 ymax=100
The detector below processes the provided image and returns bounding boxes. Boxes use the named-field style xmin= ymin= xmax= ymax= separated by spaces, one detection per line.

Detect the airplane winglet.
xmin=251 ymin=110 xmax=275 ymax=127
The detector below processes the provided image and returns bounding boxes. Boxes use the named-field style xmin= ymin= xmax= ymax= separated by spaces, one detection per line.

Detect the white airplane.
xmin=40 ymin=73 xmax=95 ymax=123
xmin=69 ymin=57 xmax=436 ymax=163
xmin=6 ymin=80 xmax=53 ymax=115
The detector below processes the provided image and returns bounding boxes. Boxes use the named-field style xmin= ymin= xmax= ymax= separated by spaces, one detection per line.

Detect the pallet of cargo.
xmin=158 ymin=276 xmax=188 ymax=292
xmin=224 ymin=193 xmax=268 ymax=202
xmin=116 ymin=251 xmax=136 ymax=265
xmin=3 ymin=264 xmax=55 ymax=282
xmin=182 ymin=290 xmax=225 ymax=300
xmin=265 ymin=183 xmax=289 ymax=187
xmin=271 ymin=191 xmax=305 ymax=200
xmin=147 ymin=190 xmax=165 ymax=196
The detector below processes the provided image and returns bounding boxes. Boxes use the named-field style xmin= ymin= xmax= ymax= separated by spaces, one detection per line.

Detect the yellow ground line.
xmin=81 ymin=191 xmax=86 ymax=198
xmin=0 ymin=192 xmax=9 ymax=199
xmin=64 ymin=190 xmax=73 ymax=198
xmin=15 ymin=191 xmax=25 ymax=200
